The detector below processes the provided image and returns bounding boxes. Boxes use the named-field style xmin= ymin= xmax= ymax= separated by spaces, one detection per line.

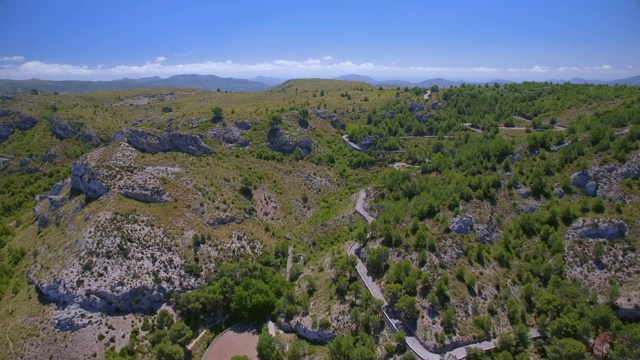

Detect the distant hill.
xmin=2 ymin=73 xmax=638 ymax=95
xmin=0 ymin=74 xmax=270 ymax=94
xmin=333 ymin=74 xmax=379 ymax=84
xmin=547 ymin=75 xmax=640 ymax=86
xmin=250 ymin=76 xmax=284 ymax=87
xmin=334 ymin=75 xmax=514 ymax=88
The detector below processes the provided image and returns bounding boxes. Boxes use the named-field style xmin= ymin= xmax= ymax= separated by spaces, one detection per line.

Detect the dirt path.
xmin=202 ymin=324 xmax=259 ymax=360
xmin=285 ymin=245 xmax=293 ymax=281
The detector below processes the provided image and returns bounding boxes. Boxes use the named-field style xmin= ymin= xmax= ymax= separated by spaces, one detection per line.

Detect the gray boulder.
xmin=125 ymin=128 xmax=171 ymax=153
xmin=267 ymin=127 xmax=314 ymax=155
xmin=515 ymin=187 xmax=531 ymax=199
xmin=113 ymin=130 xmax=126 ymax=142
xmin=40 ymin=152 xmax=59 ymax=163
xmin=431 ymin=101 xmax=442 ymax=110
xmin=571 ymin=170 xmax=598 ymax=196
xmin=0 ymin=111 xmax=40 ymax=143
xmin=279 ymin=320 xmax=336 ymax=344
xmin=380 ymin=111 xmax=396 ymax=119
xmin=408 ymin=103 xmax=425 ymax=113
xmin=71 ymin=162 xmax=108 ymax=200
xmin=15 ymin=113 xmax=39 ymax=130
xmin=77 ymin=130 xmax=102 ymax=148
xmin=476 ymin=223 xmax=498 ymax=244
xmin=50 ymin=117 xmax=81 ymax=140
xmin=20 ymin=158 xmax=30 ymax=166
xmin=125 ymin=128 xmax=212 ymax=156
xmin=168 ymin=133 xmax=212 ymax=156
xmin=315 ymin=109 xmax=345 ymax=130
xmin=235 ymin=120 xmax=252 ymax=130
xmin=569 ymin=218 xmax=628 ymax=240
xmin=119 ymin=177 xmax=171 ymax=203
xmin=0 ymin=122 xmax=13 ymax=143
xmin=450 ymin=215 xmax=474 ymax=234
xmin=207 ymin=125 xmax=243 ymax=146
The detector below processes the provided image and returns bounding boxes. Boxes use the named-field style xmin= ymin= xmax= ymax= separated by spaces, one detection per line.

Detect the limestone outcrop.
xmin=450 ymin=215 xmax=474 ymax=234
xmin=571 ymin=154 xmax=640 ymax=198
xmin=50 ymin=116 xmax=81 ymax=140
xmin=267 ymin=127 xmax=313 ymax=155
xmin=567 ymin=218 xmax=628 ymax=240
xmin=0 ymin=111 xmax=40 ymax=143
xmin=125 ymin=128 xmax=212 ymax=156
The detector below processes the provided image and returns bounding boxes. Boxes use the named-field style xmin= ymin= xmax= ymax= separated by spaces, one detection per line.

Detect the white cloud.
xmin=0 ymin=56 xmax=25 ymax=62
xmin=0 ymin=58 xmax=631 ymax=81
xmin=594 ymin=64 xmax=612 ymax=70
xmin=557 ymin=66 xmax=581 ymax=72
xmin=321 ymin=56 xmax=333 ymax=60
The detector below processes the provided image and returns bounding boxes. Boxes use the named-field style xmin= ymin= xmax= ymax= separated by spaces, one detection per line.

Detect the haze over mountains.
xmin=1 ymin=73 xmax=639 ymax=95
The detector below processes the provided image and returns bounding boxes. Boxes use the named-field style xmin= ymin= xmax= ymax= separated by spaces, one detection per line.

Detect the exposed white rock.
xmin=567 ymin=218 xmax=628 ymax=240
xmin=450 ymin=215 xmax=474 ymax=234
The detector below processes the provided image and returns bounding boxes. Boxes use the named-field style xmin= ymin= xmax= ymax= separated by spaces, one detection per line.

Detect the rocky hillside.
xmin=0 ymin=80 xmax=639 ymax=359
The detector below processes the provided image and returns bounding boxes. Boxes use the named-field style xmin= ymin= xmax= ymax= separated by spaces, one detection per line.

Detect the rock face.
xmin=33 ymin=178 xmax=70 ymax=231
xmin=315 ymin=109 xmax=345 ymax=130
xmin=78 ymin=130 xmax=102 ymax=148
xmin=408 ymin=103 xmax=425 ymax=113
xmin=267 ymin=127 xmax=313 ymax=155
xmin=568 ymin=218 xmax=628 ymax=240
xmin=70 ymin=142 xmax=177 ymax=203
xmin=279 ymin=320 xmax=336 ymax=344
xmin=71 ymin=161 xmax=109 ymax=200
xmin=0 ymin=111 xmax=40 ymax=143
xmin=570 ymin=155 xmax=640 ymax=198
xmin=125 ymin=128 xmax=212 ymax=156
xmin=50 ymin=116 xmax=81 ymax=140
xmin=207 ymin=125 xmax=246 ymax=147
xmin=450 ymin=215 xmax=474 ymax=234
xmin=28 ymin=211 xmax=200 ymax=317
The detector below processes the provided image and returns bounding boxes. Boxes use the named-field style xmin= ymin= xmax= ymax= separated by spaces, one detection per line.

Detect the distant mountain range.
xmin=0 ymin=73 xmax=638 ymax=95
xmin=333 ymin=74 xmax=640 ymax=87
xmin=0 ymin=74 xmax=271 ymax=94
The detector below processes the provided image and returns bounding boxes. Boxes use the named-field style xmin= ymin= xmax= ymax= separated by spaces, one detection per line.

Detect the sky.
xmin=0 ymin=0 xmax=639 ymax=82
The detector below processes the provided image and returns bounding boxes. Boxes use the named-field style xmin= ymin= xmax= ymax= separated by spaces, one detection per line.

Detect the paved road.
xmin=512 ymin=116 xmax=566 ymax=131
xmin=342 ymin=135 xmax=365 ymax=151
xmin=355 ymin=189 xmax=376 ymax=223
xmin=350 ymin=190 xmax=542 ymax=359
xmin=463 ymin=123 xmax=484 ymax=134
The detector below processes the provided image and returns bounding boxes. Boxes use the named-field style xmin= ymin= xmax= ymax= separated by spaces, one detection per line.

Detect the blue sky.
xmin=0 ymin=0 xmax=638 ymax=81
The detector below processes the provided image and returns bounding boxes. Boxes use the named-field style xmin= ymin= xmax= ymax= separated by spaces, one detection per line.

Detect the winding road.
xmin=350 ymin=189 xmax=541 ymax=359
